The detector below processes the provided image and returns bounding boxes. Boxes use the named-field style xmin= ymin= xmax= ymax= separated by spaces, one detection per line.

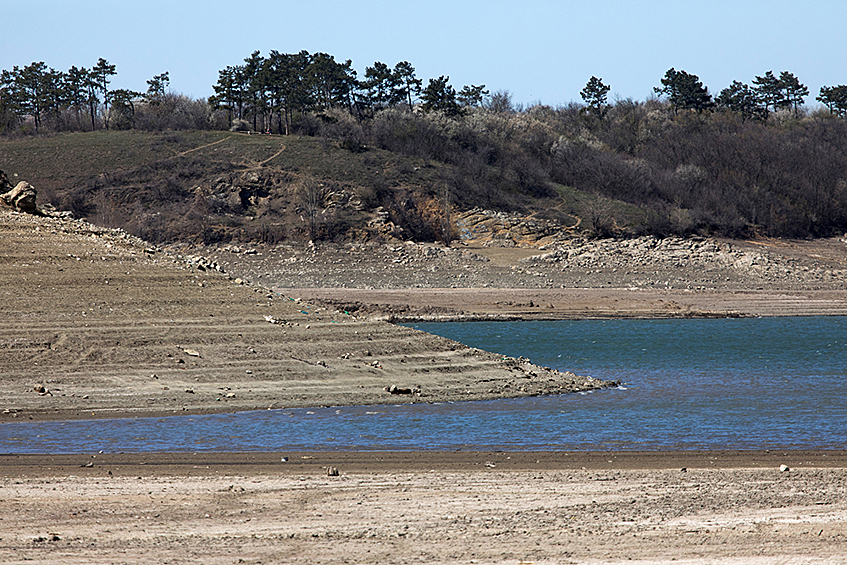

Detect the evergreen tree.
xmin=817 ymin=85 xmax=847 ymax=117
xmin=777 ymin=71 xmax=808 ymax=112
xmin=391 ymin=61 xmax=422 ymax=108
xmin=752 ymin=71 xmax=782 ymax=114
xmin=363 ymin=61 xmax=396 ymax=110
xmin=457 ymin=84 xmax=489 ymax=107
xmin=307 ymin=52 xmax=358 ymax=112
xmin=716 ymin=81 xmax=766 ymax=120
xmin=580 ymin=76 xmax=611 ymax=118
xmin=145 ymin=72 xmax=170 ymax=104
xmin=91 ymin=58 xmax=117 ymax=128
xmin=63 ymin=66 xmax=90 ymax=130
xmin=42 ymin=67 xmax=66 ymax=128
xmin=654 ymin=68 xmax=714 ymax=113
xmin=420 ymin=76 xmax=462 ymax=116
xmin=242 ymin=51 xmax=266 ymax=131
xmin=110 ymin=88 xmax=141 ymax=129
xmin=9 ymin=62 xmax=68 ymax=133
xmin=210 ymin=65 xmax=243 ymax=127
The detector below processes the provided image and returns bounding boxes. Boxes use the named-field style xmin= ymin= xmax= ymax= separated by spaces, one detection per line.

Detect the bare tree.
xmin=298 ymin=176 xmax=326 ymax=241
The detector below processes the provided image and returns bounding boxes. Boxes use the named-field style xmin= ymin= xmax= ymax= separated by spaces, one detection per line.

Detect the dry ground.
xmin=1 ymin=452 xmax=846 ymax=565
xmin=202 ymin=237 xmax=847 ymax=320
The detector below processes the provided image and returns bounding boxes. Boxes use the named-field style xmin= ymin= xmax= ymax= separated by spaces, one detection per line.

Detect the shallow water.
xmin=2 ymin=317 xmax=845 ymax=453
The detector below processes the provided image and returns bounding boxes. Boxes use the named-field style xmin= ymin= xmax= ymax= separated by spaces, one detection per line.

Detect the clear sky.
xmin=3 ymin=0 xmax=846 ymax=108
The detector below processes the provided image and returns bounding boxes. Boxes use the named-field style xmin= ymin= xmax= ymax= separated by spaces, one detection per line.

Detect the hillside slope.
xmin=0 ymin=130 xmax=639 ymax=246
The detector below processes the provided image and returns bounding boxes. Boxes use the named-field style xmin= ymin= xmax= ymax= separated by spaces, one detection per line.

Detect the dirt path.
xmin=172 ymin=135 xmax=230 ymax=157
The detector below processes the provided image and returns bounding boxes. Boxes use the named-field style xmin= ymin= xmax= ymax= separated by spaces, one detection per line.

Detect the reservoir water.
xmin=2 ymin=317 xmax=845 ymax=453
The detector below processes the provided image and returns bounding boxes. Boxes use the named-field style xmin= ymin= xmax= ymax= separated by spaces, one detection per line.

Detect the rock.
xmin=326 ymin=466 xmax=340 ymax=476
xmin=780 ymin=464 xmax=790 ymax=472
xmin=33 ymin=384 xmax=52 ymax=396
xmin=385 ymin=384 xmax=419 ymax=395
xmin=1 ymin=181 xmax=40 ymax=214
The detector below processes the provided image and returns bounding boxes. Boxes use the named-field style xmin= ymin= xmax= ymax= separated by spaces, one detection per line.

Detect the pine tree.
xmin=420 ymin=76 xmax=462 ymax=116
xmin=580 ymin=76 xmax=611 ymax=118
xmin=654 ymin=68 xmax=714 ymax=113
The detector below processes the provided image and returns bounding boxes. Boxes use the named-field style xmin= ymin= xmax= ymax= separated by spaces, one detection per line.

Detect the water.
xmin=2 ymin=317 xmax=845 ymax=453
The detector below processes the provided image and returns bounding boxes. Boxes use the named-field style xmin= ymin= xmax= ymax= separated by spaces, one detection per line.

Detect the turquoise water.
xmin=1 ymin=317 xmax=845 ymax=453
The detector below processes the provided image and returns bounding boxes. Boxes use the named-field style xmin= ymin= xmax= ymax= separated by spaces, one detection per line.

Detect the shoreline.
xmin=3 ymin=450 xmax=847 ymax=477
xmin=4 ymin=454 xmax=845 ymax=564
xmin=286 ymin=286 xmax=847 ymax=321
xmin=3 ymin=208 xmax=846 ymax=429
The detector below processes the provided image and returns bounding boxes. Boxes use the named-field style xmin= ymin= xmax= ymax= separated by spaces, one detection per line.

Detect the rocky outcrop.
xmin=521 ymin=236 xmax=732 ymax=269
xmin=518 ymin=235 xmax=847 ymax=285
xmin=1 ymin=181 xmax=40 ymax=215
xmin=455 ymin=208 xmax=575 ymax=248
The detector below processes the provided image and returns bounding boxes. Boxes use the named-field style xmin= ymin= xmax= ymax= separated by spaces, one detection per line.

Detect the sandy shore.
xmin=3 ymin=209 xmax=847 ymax=422
xmin=1 ymin=209 xmax=616 ymax=423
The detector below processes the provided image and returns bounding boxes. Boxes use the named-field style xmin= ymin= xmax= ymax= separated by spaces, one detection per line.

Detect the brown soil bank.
xmin=1 ymin=209 xmax=613 ymax=422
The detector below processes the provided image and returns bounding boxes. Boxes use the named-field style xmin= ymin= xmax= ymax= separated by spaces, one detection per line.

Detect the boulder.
xmin=1 ymin=181 xmax=40 ymax=214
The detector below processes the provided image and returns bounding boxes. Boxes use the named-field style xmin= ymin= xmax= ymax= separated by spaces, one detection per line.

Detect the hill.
xmin=0 ymin=129 xmax=643 ymax=247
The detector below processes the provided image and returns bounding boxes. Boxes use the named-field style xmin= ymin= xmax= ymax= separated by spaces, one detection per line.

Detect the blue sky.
xmin=3 ymin=0 xmax=846 ymax=108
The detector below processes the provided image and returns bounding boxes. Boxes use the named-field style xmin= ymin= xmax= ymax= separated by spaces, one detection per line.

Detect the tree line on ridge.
xmin=3 ymin=50 xmax=847 ymax=241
